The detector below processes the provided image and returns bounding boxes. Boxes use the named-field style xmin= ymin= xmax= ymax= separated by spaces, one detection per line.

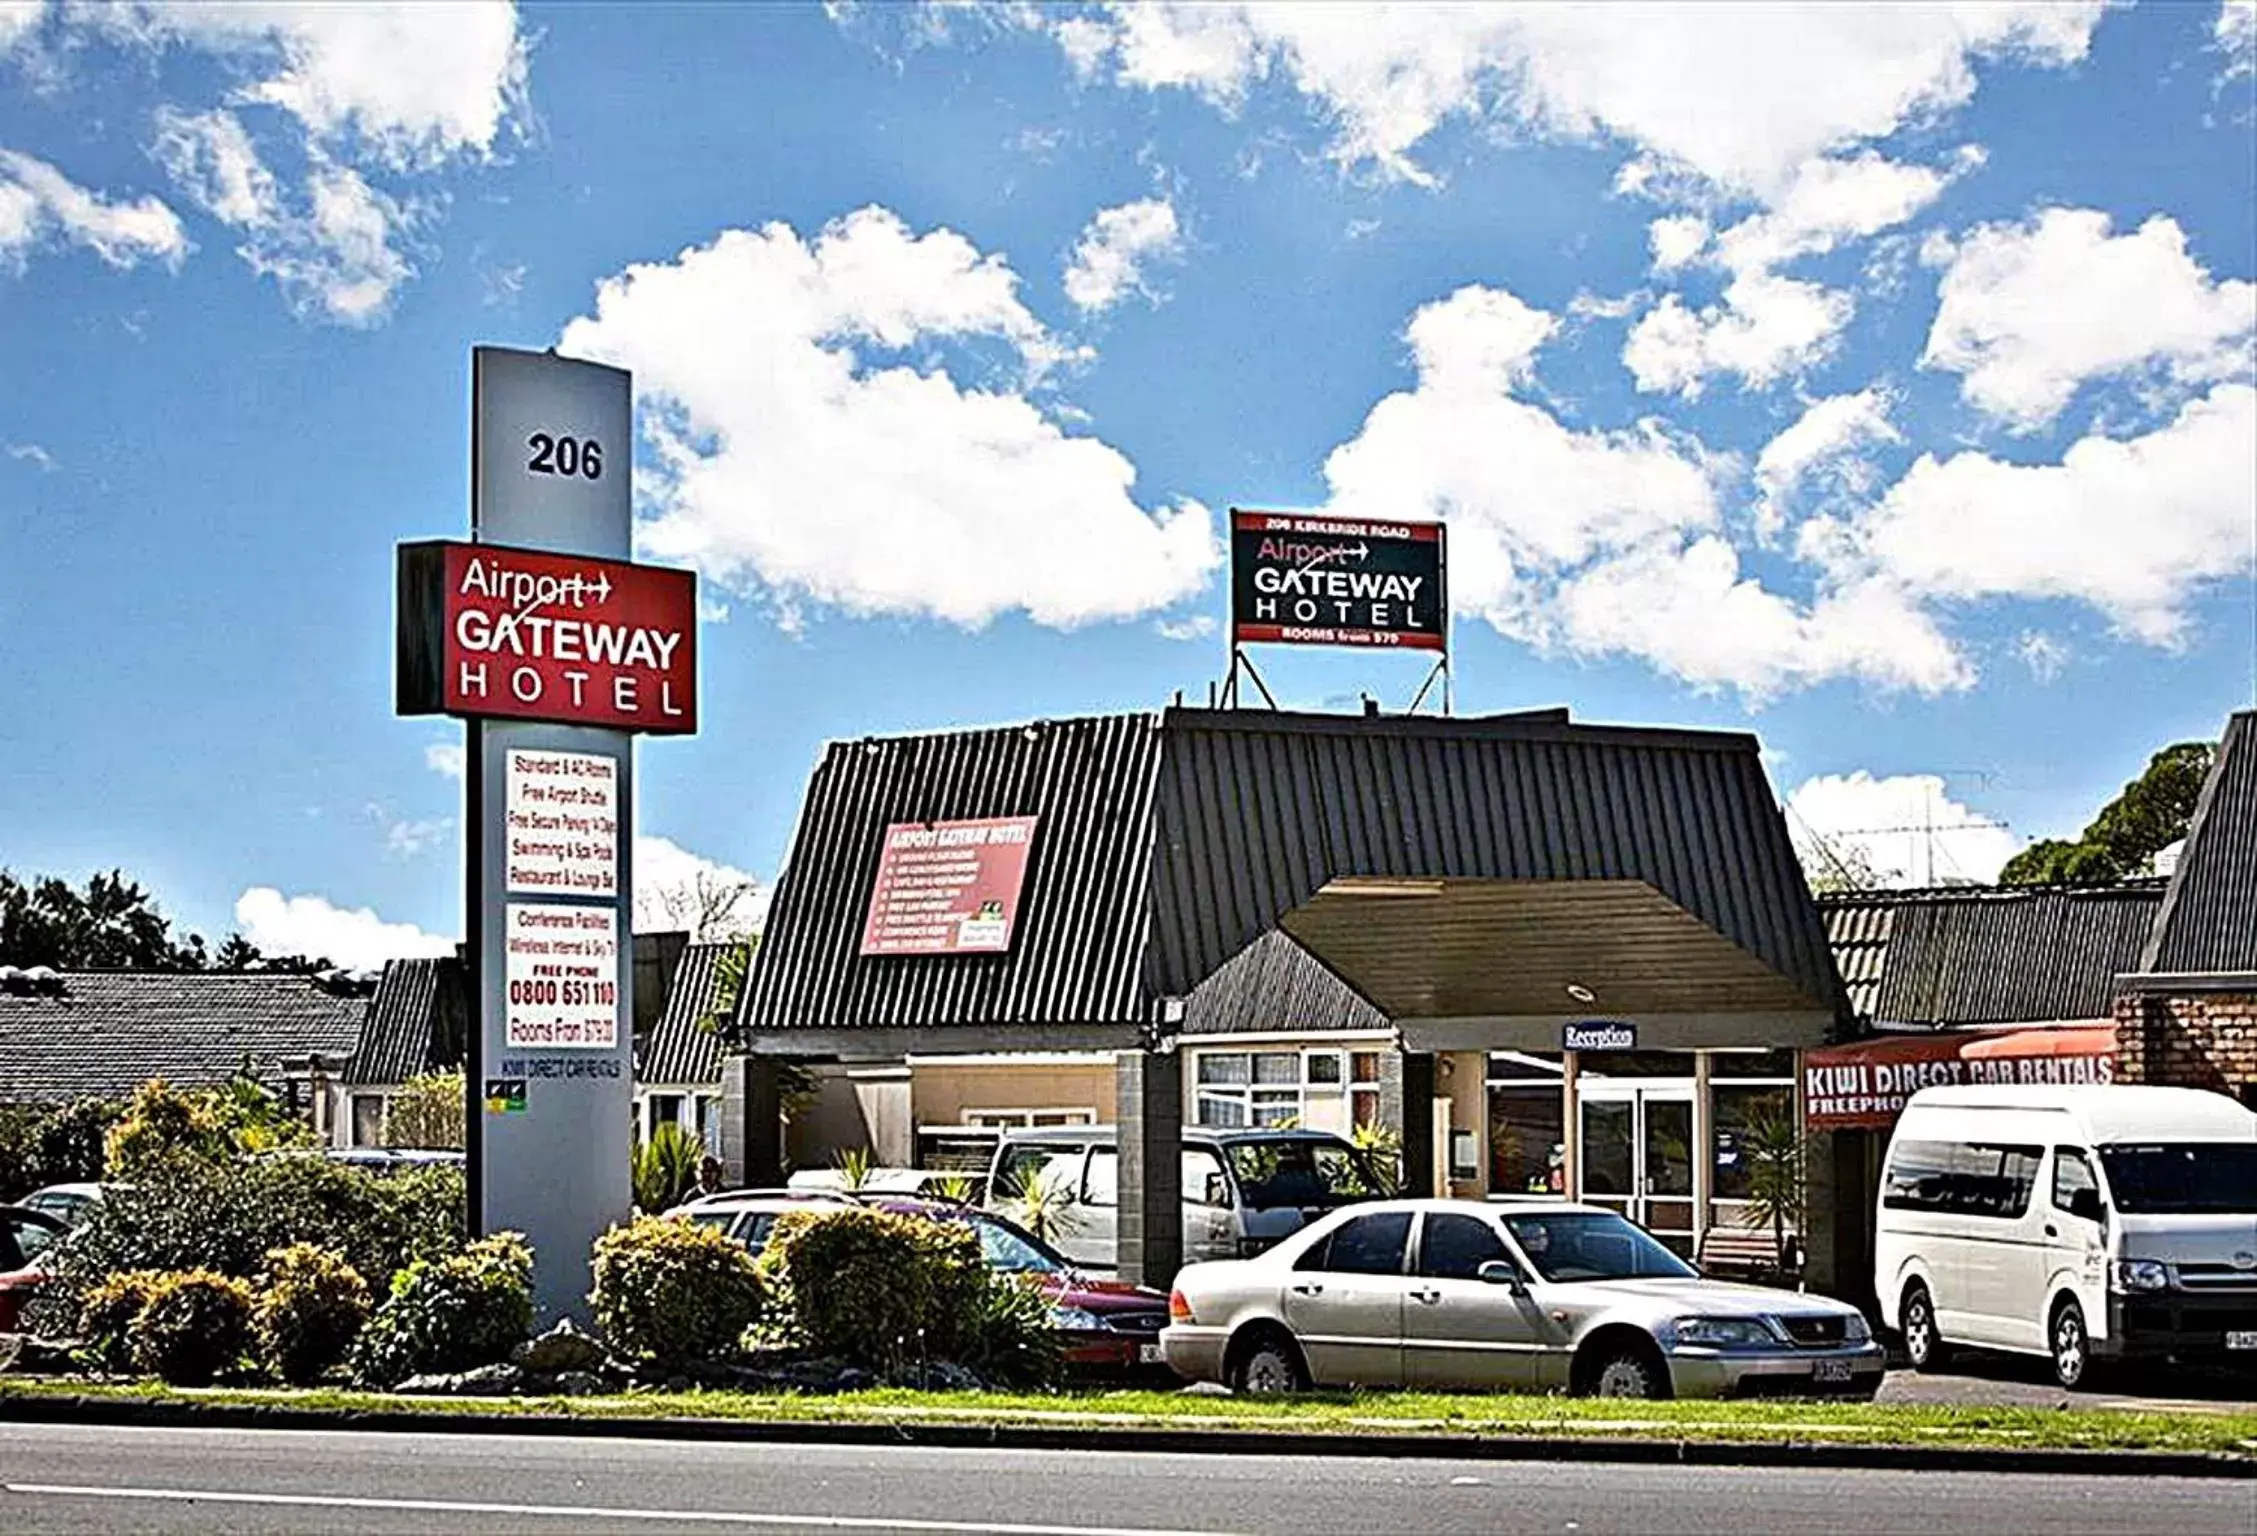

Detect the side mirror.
xmin=2069 ymin=1188 xmax=2108 ymax=1227
xmin=1476 ymin=1259 xmax=1528 ymax=1292
xmin=1204 ymin=1173 xmax=1230 ymax=1207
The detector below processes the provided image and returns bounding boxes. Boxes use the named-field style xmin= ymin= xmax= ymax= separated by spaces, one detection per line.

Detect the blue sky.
xmin=2 ymin=2 xmax=2253 ymax=965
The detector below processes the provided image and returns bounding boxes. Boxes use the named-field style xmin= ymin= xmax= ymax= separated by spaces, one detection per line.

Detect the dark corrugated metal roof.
xmin=2143 ymin=710 xmax=2257 ymax=974
xmin=742 ymin=713 xmax=1165 ymax=1034
xmin=740 ymin=706 xmax=1838 ymax=1039
xmin=0 ymin=972 xmax=367 ymax=1103
xmin=1820 ymin=884 xmax=2163 ymax=1027
xmin=1182 ymin=930 xmax=1388 ymax=1037
xmin=342 ymin=957 xmax=466 ymax=1086
xmin=1148 ymin=708 xmax=1840 ymax=1012
xmin=638 ymin=941 xmax=735 ymax=1085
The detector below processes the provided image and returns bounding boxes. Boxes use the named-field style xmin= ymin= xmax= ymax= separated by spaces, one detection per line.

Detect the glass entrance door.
xmin=1578 ymin=1087 xmax=1697 ymax=1256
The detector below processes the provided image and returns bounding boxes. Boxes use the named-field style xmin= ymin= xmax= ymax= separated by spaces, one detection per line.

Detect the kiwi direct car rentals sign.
xmin=1230 ymin=509 xmax=1445 ymax=652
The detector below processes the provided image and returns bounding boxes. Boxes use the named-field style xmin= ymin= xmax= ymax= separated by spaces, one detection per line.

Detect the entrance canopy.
xmin=734 ymin=706 xmax=1840 ymax=1057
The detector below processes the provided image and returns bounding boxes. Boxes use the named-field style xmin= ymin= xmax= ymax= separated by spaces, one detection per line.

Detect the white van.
xmin=1875 ymin=1084 xmax=2257 ymax=1388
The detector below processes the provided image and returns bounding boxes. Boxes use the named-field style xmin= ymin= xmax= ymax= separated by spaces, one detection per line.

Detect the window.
xmin=1503 ymin=1210 xmax=1696 ymax=1282
xmin=994 ymin=1143 xmax=1085 ymax=1202
xmin=1711 ymin=1085 xmax=1791 ymax=1202
xmin=1227 ymin=1139 xmax=1384 ymax=1208
xmin=964 ymin=1108 xmax=1097 ymax=1129
xmin=2098 ymin=1144 xmax=2257 ymax=1214
xmin=648 ymin=1093 xmax=685 ymax=1139
xmin=1488 ymin=1084 xmax=1567 ymax=1196
xmin=1882 ymin=1140 xmax=2043 ymax=1219
xmin=2052 ymin=1147 xmax=2100 ymax=1214
xmin=1299 ymin=1210 xmax=1411 ymax=1276
xmin=1082 ymin=1148 xmax=1117 ymax=1207
xmin=970 ymin=1217 xmax=1063 ymax=1275
xmin=1195 ymin=1048 xmax=1381 ymax=1130
xmin=1417 ymin=1212 xmax=1511 ymax=1280
xmin=350 ymin=1093 xmax=387 ymax=1148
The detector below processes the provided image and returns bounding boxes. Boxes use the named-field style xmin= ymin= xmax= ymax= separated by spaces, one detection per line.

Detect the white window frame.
xmin=1193 ymin=1047 xmax=1374 ymax=1130
xmin=959 ymin=1107 xmax=1098 ymax=1130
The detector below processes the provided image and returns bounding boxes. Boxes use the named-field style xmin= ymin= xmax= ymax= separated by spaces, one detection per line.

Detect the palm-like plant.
xmin=633 ymin=1122 xmax=704 ymax=1213
xmin=1738 ymin=1111 xmax=1809 ymax=1282
xmin=1005 ymin=1166 xmax=1078 ymax=1247
xmin=833 ymin=1146 xmax=873 ymax=1191
xmin=927 ymin=1173 xmax=977 ymax=1206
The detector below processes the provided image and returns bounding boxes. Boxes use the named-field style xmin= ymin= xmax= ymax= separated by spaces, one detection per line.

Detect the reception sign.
xmin=1803 ymin=1025 xmax=2119 ymax=1131
xmin=861 ymin=817 xmax=1039 ymax=956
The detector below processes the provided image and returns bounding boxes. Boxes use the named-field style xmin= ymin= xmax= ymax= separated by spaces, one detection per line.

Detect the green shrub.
xmin=631 ymin=1123 xmax=702 ymax=1214
xmin=103 ymin=1080 xmax=228 ymax=1175
xmin=128 ymin=1270 xmax=255 ymax=1386
xmin=956 ymin=1273 xmax=1062 ymax=1389
xmin=351 ymin=1232 xmax=533 ymax=1388
xmin=759 ymin=1207 xmax=988 ymax=1374
xmin=590 ymin=1215 xmax=765 ymax=1368
xmin=1 ymin=1096 xmax=123 ymax=1203
xmin=255 ymin=1244 xmax=372 ymax=1385
xmin=32 ymin=1153 xmax=464 ymax=1335
xmin=76 ymin=1269 xmax=168 ymax=1371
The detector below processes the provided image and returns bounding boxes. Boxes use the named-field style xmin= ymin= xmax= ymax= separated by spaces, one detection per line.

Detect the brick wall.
xmin=2113 ymin=991 xmax=2257 ymax=1101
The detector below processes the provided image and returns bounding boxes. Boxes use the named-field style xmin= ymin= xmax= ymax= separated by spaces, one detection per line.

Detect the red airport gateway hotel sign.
xmin=861 ymin=817 xmax=1039 ymax=957
xmin=397 ymin=540 xmax=697 ymax=734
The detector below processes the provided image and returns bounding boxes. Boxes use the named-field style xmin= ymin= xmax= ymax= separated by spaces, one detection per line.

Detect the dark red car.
xmin=864 ymin=1197 xmax=1170 ymax=1378
xmin=0 ymin=1205 xmax=66 ymax=1334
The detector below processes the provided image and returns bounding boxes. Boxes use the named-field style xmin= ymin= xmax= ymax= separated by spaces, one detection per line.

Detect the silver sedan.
xmin=1160 ymin=1198 xmax=1883 ymax=1399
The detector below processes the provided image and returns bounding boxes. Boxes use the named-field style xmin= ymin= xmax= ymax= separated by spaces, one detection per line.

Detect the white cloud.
xmin=1062 ymin=196 xmax=1183 ymax=313
xmin=1154 ymin=613 xmax=1217 ymax=641
xmin=1923 ymin=208 xmax=2256 ymax=432
xmin=1785 ymin=772 xmax=2019 ymax=888
xmin=2220 ymin=1 xmax=2256 ymax=83
xmin=5 ymin=440 xmax=54 ymax=470
xmin=1813 ymin=383 xmax=2257 ymax=646
xmin=1316 ymin=283 xmax=1966 ymax=698
xmin=105 ymin=2 xmax=526 ymax=167
xmin=233 ymin=886 xmax=451 ymax=970
xmin=0 ymin=1 xmax=42 ymax=53
xmin=424 ymin=740 xmax=466 ymax=779
xmin=152 ymin=109 xmax=416 ymax=324
xmin=1625 ymin=152 xmax=1970 ymax=397
xmin=0 ymin=148 xmax=187 ymax=271
xmin=2016 ymin=630 xmax=2069 ymax=682
xmin=1752 ymin=389 xmax=1900 ymax=538
xmin=633 ymin=834 xmax=766 ymax=940
xmin=559 ymin=205 xmax=1219 ymax=629
xmin=1024 ymin=4 xmax=2097 ymax=195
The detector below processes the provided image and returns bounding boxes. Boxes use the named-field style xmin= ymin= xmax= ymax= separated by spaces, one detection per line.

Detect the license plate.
xmin=1138 ymin=1343 xmax=1165 ymax=1365
xmin=1812 ymin=1358 xmax=1854 ymax=1383
xmin=2227 ymin=1331 xmax=2257 ymax=1351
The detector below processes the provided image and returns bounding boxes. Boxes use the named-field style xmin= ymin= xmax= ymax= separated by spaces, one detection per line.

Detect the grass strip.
xmin=6 ymin=1377 xmax=2254 ymax=1456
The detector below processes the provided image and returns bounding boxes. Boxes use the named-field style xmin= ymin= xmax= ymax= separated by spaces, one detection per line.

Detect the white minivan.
xmin=1875 ymin=1084 xmax=2257 ymax=1388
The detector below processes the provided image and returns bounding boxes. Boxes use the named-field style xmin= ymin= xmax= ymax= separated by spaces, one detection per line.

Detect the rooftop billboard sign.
xmin=860 ymin=816 xmax=1039 ymax=957
xmin=1229 ymin=509 xmax=1445 ymax=653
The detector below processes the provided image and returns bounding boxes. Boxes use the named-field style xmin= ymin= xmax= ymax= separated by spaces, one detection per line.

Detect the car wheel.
xmin=1228 ymin=1330 xmax=1307 ymax=1395
xmin=1587 ymin=1342 xmax=1670 ymax=1400
xmin=2050 ymin=1297 xmax=2093 ymax=1391
xmin=1901 ymin=1282 xmax=1948 ymax=1373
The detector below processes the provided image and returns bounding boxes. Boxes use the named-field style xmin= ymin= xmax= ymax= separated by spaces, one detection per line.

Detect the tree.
xmin=2000 ymin=741 xmax=2215 ymax=886
xmin=0 ymin=869 xmax=326 ymax=972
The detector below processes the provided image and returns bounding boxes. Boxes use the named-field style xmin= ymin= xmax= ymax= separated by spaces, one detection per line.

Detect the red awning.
xmin=1803 ymin=1024 xmax=2119 ymax=1131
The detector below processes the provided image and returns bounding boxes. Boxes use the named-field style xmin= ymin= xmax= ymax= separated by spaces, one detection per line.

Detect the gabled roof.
xmin=740 ymin=705 xmax=1839 ymax=1044
xmin=1819 ymin=882 xmax=2163 ymax=1028
xmin=2141 ymin=709 xmax=2257 ymax=975
xmin=0 ymin=971 xmax=368 ymax=1103
xmin=342 ymin=957 xmax=466 ymax=1087
xmin=636 ymin=941 xmax=735 ymax=1086
xmin=1182 ymin=930 xmax=1388 ymax=1037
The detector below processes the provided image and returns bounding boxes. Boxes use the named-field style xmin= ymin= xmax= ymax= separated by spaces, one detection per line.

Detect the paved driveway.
xmin=1877 ymin=1355 xmax=2257 ymax=1414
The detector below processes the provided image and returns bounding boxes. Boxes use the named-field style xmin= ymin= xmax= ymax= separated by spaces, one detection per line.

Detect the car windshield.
xmin=968 ymin=1215 xmax=1064 ymax=1275
xmin=2098 ymin=1144 xmax=2257 ymax=1214
xmin=1502 ymin=1211 xmax=1698 ymax=1283
xmin=1224 ymin=1140 xmax=1382 ymax=1209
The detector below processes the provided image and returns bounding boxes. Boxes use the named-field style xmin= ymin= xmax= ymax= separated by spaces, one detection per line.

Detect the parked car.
xmin=1161 ymin=1198 xmax=1882 ymax=1399
xmin=1875 ymin=1084 xmax=2257 ymax=1389
xmin=984 ymin=1125 xmax=1387 ymax=1273
xmin=16 ymin=1182 xmax=104 ymax=1227
xmin=669 ymin=1189 xmax=860 ymax=1250
xmin=0 ymin=1205 xmax=68 ymax=1333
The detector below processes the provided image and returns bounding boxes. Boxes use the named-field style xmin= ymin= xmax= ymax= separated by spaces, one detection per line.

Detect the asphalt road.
xmin=2 ymin=1424 xmax=2252 ymax=1536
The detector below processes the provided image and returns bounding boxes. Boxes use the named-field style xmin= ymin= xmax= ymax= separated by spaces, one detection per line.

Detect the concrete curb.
xmin=3 ymin=1391 xmax=2253 ymax=1480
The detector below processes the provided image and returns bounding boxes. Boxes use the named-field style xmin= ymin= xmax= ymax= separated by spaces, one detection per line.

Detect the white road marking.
xmin=1 ymin=1483 xmax=1250 ymax=1536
